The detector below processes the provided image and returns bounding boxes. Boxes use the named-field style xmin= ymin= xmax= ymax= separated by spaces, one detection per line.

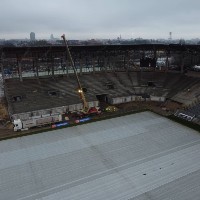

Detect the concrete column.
xmin=180 ymin=53 xmax=185 ymax=74
xmin=51 ymin=57 xmax=54 ymax=78
xmin=92 ymin=57 xmax=95 ymax=74
xmin=127 ymin=51 xmax=130 ymax=70
xmin=33 ymin=59 xmax=39 ymax=78
xmin=18 ymin=62 xmax=23 ymax=82
xmin=104 ymin=56 xmax=107 ymax=72
xmin=123 ymin=56 xmax=126 ymax=70
xmin=34 ymin=59 xmax=39 ymax=78
xmin=66 ymin=58 xmax=69 ymax=76
xmin=0 ymin=62 xmax=5 ymax=83
xmin=166 ymin=53 xmax=169 ymax=69
xmin=63 ymin=53 xmax=68 ymax=75
xmin=192 ymin=54 xmax=197 ymax=66
xmin=107 ymin=56 xmax=111 ymax=71
xmin=113 ymin=54 xmax=117 ymax=71
xmin=79 ymin=58 xmax=82 ymax=75
xmin=154 ymin=49 xmax=157 ymax=60
xmin=97 ymin=57 xmax=101 ymax=71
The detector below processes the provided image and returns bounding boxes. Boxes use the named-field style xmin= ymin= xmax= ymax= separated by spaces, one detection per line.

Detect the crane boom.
xmin=61 ymin=34 xmax=88 ymax=111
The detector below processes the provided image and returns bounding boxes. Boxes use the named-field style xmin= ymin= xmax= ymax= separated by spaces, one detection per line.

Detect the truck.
xmin=13 ymin=107 xmax=101 ymax=131
xmin=13 ymin=113 xmax=62 ymax=131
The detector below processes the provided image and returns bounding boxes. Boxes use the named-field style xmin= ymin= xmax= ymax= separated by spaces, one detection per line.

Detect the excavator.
xmin=61 ymin=34 xmax=100 ymax=117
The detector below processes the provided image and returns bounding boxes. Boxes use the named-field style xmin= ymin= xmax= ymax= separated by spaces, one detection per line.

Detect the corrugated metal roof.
xmin=0 ymin=111 xmax=200 ymax=200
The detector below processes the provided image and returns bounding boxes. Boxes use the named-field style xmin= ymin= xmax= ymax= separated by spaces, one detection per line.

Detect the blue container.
xmin=53 ymin=122 xmax=69 ymax=128
xmin=78 ymin=117 xmax=91 ymax=123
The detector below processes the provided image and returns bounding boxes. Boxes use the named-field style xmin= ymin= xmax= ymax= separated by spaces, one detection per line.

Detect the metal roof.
xmin=0 ymin=111 xmax=200 ymax=200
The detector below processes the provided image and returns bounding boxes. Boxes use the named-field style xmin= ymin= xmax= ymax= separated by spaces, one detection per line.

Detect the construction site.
xmin=0 ymin=42 xmax=200 ymax=199
xmin=1 ymin=43 xmax=200 ymax=134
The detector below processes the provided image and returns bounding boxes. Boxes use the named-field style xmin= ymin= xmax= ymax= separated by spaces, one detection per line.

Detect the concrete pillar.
xmin=92 ymin=57 xmax=95 ymax=74
xmin=97 ymin=57 xmax=101 ymax=71
xmin=0 ymin=62 xmax=5 ymax=83
xmin=104 ymin=56 xmax=107 ymax=72
xmin=166 ymin=56 xmax=169 ymax=70
xmin=123 ymin=56 xmax=126 ymax=70
xmin=51 ymin=58 xmax=54 ymax=78
xmin=192 ymin=54 xmax=198 ymax=66
xmin=127 ymin=51 xmax=130 ymax=70
xmin=154 ymin=49 xmax=157 ymax=60
xmin=18 ymin=62 xmax=23 ymax=82
xmin=66 ymin=58 xmax=69 ymax=76
xmin=107 ymin=56 xmax=111 ymax=71
xmin=79 ymin=58 xmax=82 ymax=75
xmin=63 ymin=53 xmax=68 ymax=75
xmin=34 ymin=59 xmax=39 ymax=78
xmin=180 ymin=53 xmax=185 ymax=74
xmin=166 ymin=53 xmax=169 ymax=69
xmin=33 ymin=59 xmax=39 ymax=78
xmin=113 ymin=54 xmax=117 ymax=71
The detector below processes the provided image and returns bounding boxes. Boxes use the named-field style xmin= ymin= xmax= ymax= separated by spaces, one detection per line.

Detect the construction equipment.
xmin=13 ymin=113 xmax=62 ymax=131
xmin=61 ymin=34 xmax=89 ymax=112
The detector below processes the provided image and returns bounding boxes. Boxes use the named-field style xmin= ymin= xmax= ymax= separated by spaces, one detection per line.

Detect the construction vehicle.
xmin=13 ymin=35 xmax=101 ymax=131
xmin=61 ymin=34 xmax=89 ymax=112
xmin=61 ymin=34 xmax=101 ymax=116
xmin=13 ymin=113 xmax=62 ymax=131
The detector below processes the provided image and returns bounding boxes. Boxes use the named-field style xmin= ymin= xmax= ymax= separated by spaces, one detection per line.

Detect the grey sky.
xmin=0 ymin=0 xmax=199 ymax=40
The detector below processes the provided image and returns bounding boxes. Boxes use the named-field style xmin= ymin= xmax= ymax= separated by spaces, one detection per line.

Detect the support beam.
xmin=180 ymin=53 xmax=185 ymax=74
xmin=33 ymin=59 xmax=39 ymax=78
xmin=154 ymin=49 xmax=157 ymax=60
xmin=127 ymin=51 xmax=130 ymax=70
xmin=66 ymin=58 xmax=69 ymax=76
xmin=92 ymin=56 xmax=95 ymax=74
xmin=18 ymin=62 xmax=23 ymax=82
xmin=51 ymin=57 xmax=54 ymax=78
xmin=104 ymin=56 xmax=107 ymax=72
xmin=166 ymin=51 xmax=170 ymax=69
xmin=0 ymin=63 xmax=4 ymax=84
xmin=79 ymin=57 xmax=82 ymax=75
xmin=35 ymin=60 xmax=39 ymax=78
xmin=123 ymin=56 xmax=126 ymax=70
xmin=0 ymin=53 xmax=5 ymax=83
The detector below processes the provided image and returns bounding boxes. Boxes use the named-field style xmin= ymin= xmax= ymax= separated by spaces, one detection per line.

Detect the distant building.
xmin=50 ymin=34 xmax=54 ymax=40
xmin=30 ymin=32 xmax=35 ymax=41
xmin=168 ymin=32 xmax=172 ymax=40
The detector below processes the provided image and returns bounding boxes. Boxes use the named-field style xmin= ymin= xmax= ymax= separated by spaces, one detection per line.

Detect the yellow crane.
xmin=61 ymin=34 xmax=89 ymax=112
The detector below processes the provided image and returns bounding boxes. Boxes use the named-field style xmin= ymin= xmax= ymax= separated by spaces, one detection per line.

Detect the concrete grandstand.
xmin=1 ymin=44 xmax=200 ymax=126
xmin=4 ymin=71 xmax=200 ymax=122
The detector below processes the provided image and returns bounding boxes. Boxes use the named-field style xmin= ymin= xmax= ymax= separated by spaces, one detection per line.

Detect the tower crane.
xmin=61 ymin=34 xmax=89 ymax=112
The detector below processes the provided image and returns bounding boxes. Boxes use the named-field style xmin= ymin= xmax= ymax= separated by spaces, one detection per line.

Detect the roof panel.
xmin=0 ymin=111 xmax=200 ymax=200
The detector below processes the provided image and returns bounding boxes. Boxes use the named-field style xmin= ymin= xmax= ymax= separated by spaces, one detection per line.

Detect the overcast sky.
xmin=0 ymin=0 xmax=199 ymax=40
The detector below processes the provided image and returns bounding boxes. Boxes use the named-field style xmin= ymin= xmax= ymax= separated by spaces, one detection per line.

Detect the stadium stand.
xmin=4 ymin=71 xmax=200 ymax=121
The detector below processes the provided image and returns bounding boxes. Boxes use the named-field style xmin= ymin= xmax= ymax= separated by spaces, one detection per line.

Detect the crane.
xmin=61 ymin=34 xmax=89 ymax=112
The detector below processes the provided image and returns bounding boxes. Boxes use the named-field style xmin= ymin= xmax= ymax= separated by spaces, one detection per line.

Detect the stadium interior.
xmin=1 ymin=44 xmax=200 ymax=130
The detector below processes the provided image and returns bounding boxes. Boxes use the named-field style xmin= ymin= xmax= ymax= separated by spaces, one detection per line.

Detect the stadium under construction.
xmin=1 ymin=44 xmax=200 ymax=126
xmin=0 ymin=43 xmax=200 ymax=199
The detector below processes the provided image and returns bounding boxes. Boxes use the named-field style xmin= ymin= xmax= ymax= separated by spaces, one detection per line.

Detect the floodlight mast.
xmin=61 ymin=34 xmax=88 ymax=111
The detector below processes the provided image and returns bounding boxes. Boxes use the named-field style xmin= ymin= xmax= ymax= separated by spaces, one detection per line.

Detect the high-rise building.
xmin=50 ymin=34 xmax=54 ymax=40
xmin=30 ymin=32 xmax=35 ymax=41
xmin=168 ymin=32 xmax=172 ymax=40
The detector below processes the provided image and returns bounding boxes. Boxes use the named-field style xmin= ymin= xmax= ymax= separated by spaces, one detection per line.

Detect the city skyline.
xmin=0 ymin=0 xmax=200 ymax=40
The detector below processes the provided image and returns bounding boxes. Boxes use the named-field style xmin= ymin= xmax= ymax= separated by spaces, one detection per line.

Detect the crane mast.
xmin=61 ymin=34 xmax=88 ymax=112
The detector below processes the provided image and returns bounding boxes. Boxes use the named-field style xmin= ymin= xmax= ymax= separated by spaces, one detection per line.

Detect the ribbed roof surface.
xmin=1 ymin=111 xmax=200 ymax=200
